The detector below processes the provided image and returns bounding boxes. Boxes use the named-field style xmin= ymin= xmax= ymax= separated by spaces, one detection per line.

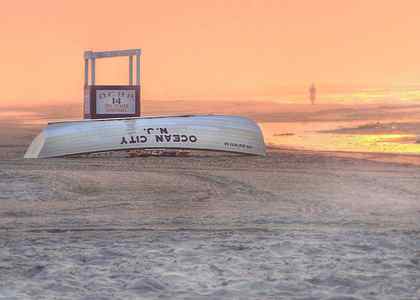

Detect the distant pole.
xmin=309 ymin=84 xmax=316 ymax=105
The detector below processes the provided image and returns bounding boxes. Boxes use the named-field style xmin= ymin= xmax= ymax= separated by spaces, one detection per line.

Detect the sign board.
xmin=84 ymin=85 xmax=140 ymax=119
xmin=96 ymin=89 xmax=136 ymax=114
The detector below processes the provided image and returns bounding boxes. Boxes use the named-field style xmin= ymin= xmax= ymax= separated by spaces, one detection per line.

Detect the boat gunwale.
xmin=47 ymin=114 xmax=255 ymax=125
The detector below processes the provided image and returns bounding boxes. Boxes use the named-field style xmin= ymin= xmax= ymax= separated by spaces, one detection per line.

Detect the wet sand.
xmin=1 ymin=105 xmax=420 ymax=299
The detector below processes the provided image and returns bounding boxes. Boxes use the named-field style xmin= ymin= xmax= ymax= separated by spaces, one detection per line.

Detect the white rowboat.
xmin=24 ymin=115 xmax=266 ymax=158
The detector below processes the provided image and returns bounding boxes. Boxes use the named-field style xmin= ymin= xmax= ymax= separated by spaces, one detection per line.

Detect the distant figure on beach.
xmin=309 ymin=84 xmax=316 ymax=105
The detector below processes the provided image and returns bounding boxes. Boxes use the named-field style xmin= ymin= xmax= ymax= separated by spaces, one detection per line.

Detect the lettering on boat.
xmin=121 ymin=135 xmax=148 ymax=144
xmin=224 ymin=142 xmax=253 ymax=149
xmin=120 ymin=127 xmax=198 ymax=145
xmin=154 ymin=134 xmax=197 ymax=143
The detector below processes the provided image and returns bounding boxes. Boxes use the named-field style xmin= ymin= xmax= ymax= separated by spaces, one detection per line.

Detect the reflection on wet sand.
xmin=261 ymin=121 xmax=420 ymax=155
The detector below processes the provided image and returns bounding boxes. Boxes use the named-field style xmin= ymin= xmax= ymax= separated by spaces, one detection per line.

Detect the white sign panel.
xmin=96 ymin=90 xmax=136 ymax=114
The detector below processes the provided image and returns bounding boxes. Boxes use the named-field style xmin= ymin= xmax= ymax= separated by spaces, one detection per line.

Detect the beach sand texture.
xmin=1 ymin=104 xmax=420 ymax=299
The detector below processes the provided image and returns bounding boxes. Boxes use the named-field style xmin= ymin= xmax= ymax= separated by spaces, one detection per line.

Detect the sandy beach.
xmin=1 ymin=104 xmax=420 ymax=299
xmin=4 ymin=0 xmax=420 ymax=298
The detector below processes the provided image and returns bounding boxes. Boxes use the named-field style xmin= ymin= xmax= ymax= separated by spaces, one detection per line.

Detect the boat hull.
xmin=24 ymin=115 xmax=266 ymax=158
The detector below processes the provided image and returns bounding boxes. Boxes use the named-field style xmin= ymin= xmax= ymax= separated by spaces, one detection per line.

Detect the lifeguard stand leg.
xmin=84 ymin=58 xmax=89 ymax=86
xmin=129 ymin=55 xmax=133 ymax=85
xmin=91 ymin=58 xmax=96 ymax=85
xmin=136 ymin=54 xmax=140 ymax=85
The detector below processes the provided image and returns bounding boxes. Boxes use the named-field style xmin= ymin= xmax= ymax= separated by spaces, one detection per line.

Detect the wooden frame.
xmin=83 ymin=49 xmax=141 ymax=119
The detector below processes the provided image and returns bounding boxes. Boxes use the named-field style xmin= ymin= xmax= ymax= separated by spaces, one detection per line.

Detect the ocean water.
xmin=270 ymin=85 xmax=420 ymax=104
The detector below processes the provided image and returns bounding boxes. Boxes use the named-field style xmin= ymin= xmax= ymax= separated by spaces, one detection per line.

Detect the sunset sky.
xmin=1 ymin=0 xmax=420 ymax=106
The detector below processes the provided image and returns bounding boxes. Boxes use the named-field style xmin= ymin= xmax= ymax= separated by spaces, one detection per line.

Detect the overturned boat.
xmin=24 ymin=115 xmax=266 ymax=158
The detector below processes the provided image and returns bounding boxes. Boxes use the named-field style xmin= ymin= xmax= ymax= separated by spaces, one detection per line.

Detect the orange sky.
xmin=1 ymin=0 xmax=420 ymax=106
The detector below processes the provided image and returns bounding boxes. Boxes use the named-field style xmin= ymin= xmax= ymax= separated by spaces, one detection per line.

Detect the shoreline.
xmin=2 ymin=139 xmax=420 ymax=167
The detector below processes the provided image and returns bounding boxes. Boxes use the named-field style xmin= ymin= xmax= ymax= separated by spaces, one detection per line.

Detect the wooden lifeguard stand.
xmin=83 ymin=49 xmax=141 ymax=119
